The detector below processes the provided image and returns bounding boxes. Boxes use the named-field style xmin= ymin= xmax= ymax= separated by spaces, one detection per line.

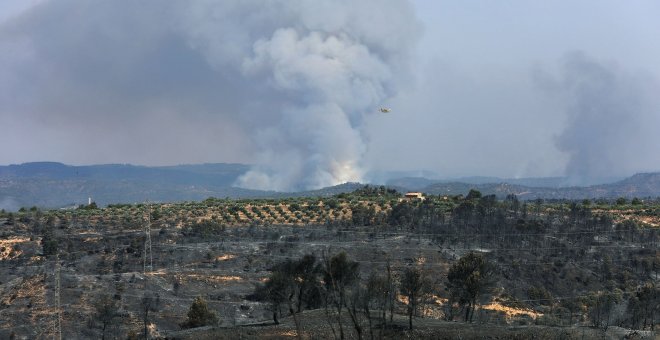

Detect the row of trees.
xmin=252 ymin=251 xmax=495 ymax=339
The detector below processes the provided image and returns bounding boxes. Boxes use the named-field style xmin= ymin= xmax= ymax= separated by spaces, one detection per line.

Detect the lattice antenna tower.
xmin=54 ymin=253 xmax=62 ymax=340
xmin=143 ymin=202 xmax=153 ymax=273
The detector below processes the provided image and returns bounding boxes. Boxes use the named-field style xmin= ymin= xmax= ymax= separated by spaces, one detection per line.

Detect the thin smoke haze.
xmin=535 ymin=52 xmax=660 ymax=185
xmin=1 ymin=1 xmax=659 ymax=189
xmin=0 ymin=0 xmax=420 ymax=191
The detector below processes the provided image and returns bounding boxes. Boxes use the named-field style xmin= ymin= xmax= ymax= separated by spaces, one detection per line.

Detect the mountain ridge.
xmin=1 ymin=162 xmax=659 ymax=210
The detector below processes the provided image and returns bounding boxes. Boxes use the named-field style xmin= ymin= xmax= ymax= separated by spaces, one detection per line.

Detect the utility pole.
xmin=54 ymin=254 xmax=62 ymax=340
xmin=143 ymin=203 xmax=153 ymax=273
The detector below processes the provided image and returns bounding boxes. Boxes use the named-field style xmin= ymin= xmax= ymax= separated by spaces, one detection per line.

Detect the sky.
xmin=1 ymin=0 xmax=659 ymax=189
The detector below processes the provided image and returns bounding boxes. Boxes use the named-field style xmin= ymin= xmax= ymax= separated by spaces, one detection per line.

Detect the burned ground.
xmin=0 ymin=189 xmax=658 ymax=339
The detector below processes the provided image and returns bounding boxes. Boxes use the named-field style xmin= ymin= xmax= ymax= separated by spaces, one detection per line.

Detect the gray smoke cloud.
xmin=536 ymin=52 xmax=660 ymax=185
xmin=0 ymin=0 xmax=420 ymax=191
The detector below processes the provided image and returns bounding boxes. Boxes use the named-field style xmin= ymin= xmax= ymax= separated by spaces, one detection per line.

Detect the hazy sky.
xmin=1 ymin=1 xmax=659 ymax=188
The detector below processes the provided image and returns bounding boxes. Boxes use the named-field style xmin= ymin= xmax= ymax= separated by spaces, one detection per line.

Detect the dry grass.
xmin=481 ymin=302 xmax=542 ymax=320
xmin=216 ymin=254 xmax=236 ymax=261
xmin=0 ymin=237 xmax=29 ymax=260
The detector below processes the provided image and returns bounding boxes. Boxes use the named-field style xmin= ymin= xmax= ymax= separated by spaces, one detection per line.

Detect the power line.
xmin=151 ymin=238 xmax=657 ymax=254
xmin=1 ymin=234 xmax=656 ymax=271
xmin=30 ymin=223 xmax=658 ymax=240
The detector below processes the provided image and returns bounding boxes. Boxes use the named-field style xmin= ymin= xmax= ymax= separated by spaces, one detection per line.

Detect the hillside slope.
xmin=420 ymin=173 xmax=660 ymax=200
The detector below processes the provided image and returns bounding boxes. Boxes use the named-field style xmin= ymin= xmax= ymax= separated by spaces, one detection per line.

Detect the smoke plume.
xmin=0 ymin=0 xmax=420 ymax=191
xmin=539 ymin=52 xmax=660 ymax=184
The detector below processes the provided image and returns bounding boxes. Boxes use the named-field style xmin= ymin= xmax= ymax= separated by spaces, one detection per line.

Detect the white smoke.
xmin=0 ymin=0 xmax=420 ymax=191
xmin=180 ymin=0 xmax=420 ymax=190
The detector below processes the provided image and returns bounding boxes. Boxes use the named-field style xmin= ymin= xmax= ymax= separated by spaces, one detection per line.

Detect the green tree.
xmin=465 ymin=189 xmax=482 ymax=200
xmin=181 ymin=297 xmax=217 ymax=328
xmin=351 ymin=204 xmax=376 ymax=226
xmin=446 ymin=252 xmax=496 ymax=322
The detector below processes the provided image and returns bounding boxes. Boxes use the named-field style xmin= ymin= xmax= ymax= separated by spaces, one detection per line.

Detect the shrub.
xmin=181 ymin=297 xmax=217 ymax=328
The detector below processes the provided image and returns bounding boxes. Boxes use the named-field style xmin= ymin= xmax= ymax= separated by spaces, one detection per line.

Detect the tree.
xmin=254 ymin=254 xmax=321 ymax=339
xmin=587 ymin=290 xmax=621 ymax=328
xmin=259 ymin=269 xmax=295 ymax=326
xmin=41 ymin=228 xmax=58 ymax=257
xmin=446 ymin=252 xmax=496 ymax=322
xmin=465 ymin=189 xmax=482 ymax=200
xmin=322 ymin=252 xmax=360 ymax=340
xmin=363 ymin=271 xmax=390 ymax=339
xmin=94 ymin=294 xmax=119 ymax=340
xmin=388 ymin=201 xmax=415 ymax=229
xmin=141 ymin=292 xmax=160 ymax=339
xmin=627 ymin=282 xmax=659 ymax=330
xmin=6 ymin=213 xmax=14 ymax=225
xmin=351 ymin=204 xmax=376 ymax=226
xmin=399 ymin=267 xmax=430 ymax=330
xmin=181 ymin=297 xmax=218 ymax=329
xmin=293 ymin=254 xmax=323 ymax=312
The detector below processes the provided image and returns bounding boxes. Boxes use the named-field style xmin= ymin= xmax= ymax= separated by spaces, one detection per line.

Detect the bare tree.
xmin=627 ymin=282 xmax=659 ymax=330
xmin=94 ymin=294 xmax=119 ymax=340
xmin=322 ymin=252 xmax=360 ymax=340
xmin=399 ymin=267 xmax=431 ymax=330
xmin=141 ymin=292 xmax=160 ymax=339
xmin=364 ymin=272 xmax=389 ymax=340
xmin=255 ymin=254 xmax=322 ymax=339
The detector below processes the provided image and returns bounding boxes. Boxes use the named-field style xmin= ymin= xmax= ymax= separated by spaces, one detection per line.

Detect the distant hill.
xmin=0 ymin=162 xmax=249 ymax=185
xmin=386 ymin=175 xmax=622 ymax=189
xmin=0 ymin=162 xmax=255 ymax=210
xmin=0 ymin=163 xmax=368 ymax=210
xmin=384 ymin=177 xmax=440 ymax=190
xmin=419 ymin=173 xmax=660 ymax=200
xmin=1 ymin=162 xmax=659 ymax=210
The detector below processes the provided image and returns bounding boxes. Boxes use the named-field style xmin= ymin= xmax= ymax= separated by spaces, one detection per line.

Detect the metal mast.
xmin=54 ymin=254 xmax=62 ymax=340
xmin=143 ymin=203 xmax=153 ymax=273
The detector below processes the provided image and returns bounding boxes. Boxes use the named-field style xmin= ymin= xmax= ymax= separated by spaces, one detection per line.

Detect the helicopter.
xmin=379 ymin=108 xmax=391 ymax=113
